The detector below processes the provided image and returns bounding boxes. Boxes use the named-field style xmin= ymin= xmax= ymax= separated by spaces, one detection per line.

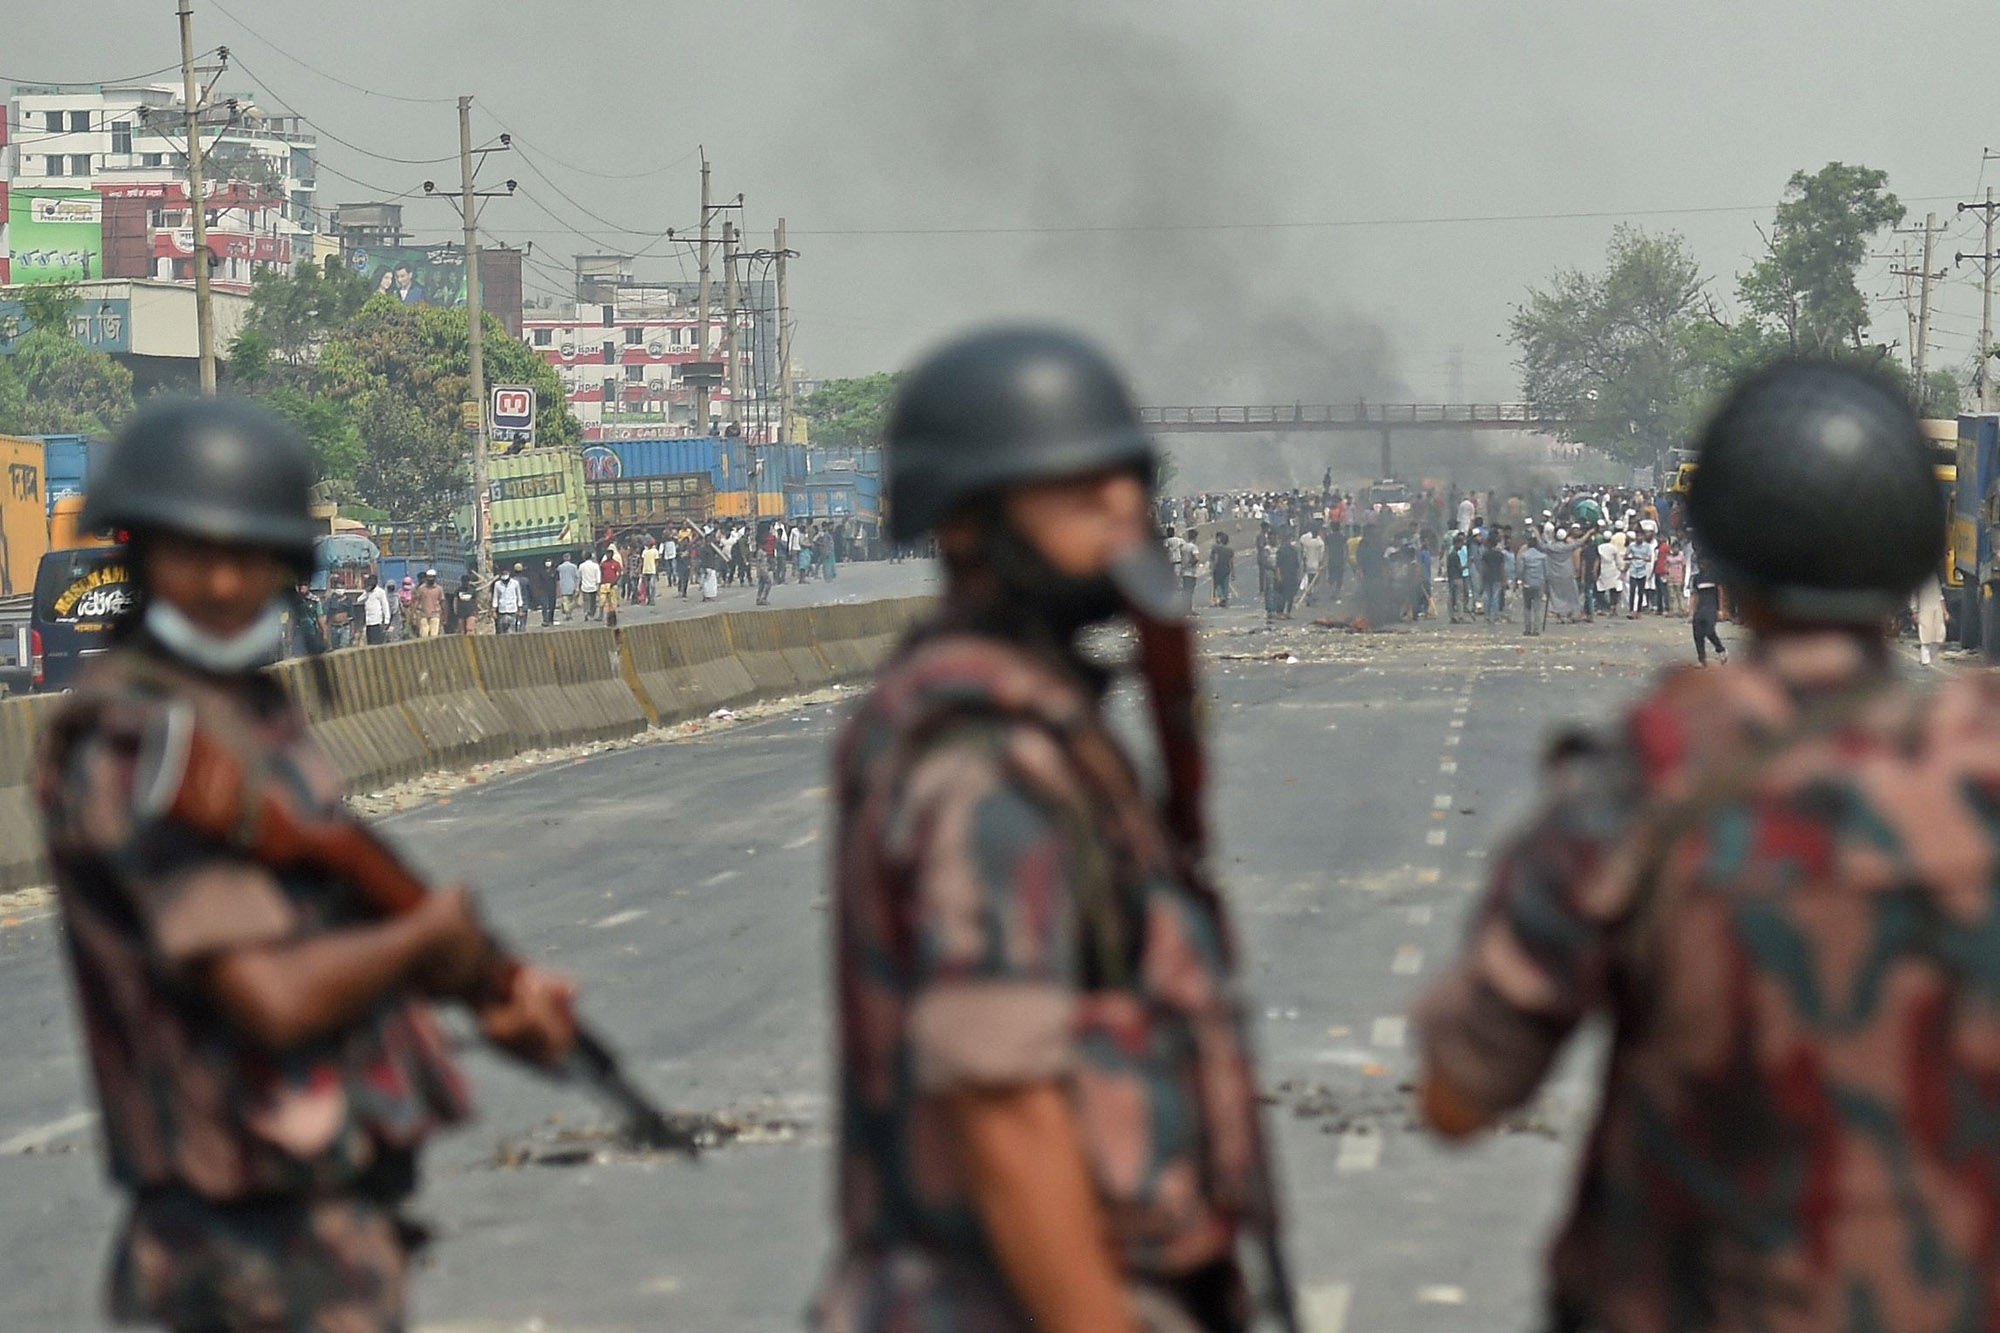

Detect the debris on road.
xmin=0 ymin=886 xmax=52 ymax=920
xmin=1268 ymin=1078 xmax=1570 ymax=1140
xmin=485 ymin=1108 xmax=810 ymax=1170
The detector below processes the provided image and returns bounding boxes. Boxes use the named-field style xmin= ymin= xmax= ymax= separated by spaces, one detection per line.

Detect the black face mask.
xmin=963 ymin=505 xmax=1183 ymax=644
xmin=981 ymin=520 xmax=1125 ymax=639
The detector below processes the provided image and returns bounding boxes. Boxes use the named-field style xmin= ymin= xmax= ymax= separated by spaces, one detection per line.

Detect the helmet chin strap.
xmin=145 ymin=599 xmax=287 ymax=675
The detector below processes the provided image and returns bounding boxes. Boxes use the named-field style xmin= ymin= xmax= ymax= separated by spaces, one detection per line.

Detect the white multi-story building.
xmin=4 ymin=81 xmax=318 ymax=291
xmin=524 ymin=284 xmax=766 ymax=442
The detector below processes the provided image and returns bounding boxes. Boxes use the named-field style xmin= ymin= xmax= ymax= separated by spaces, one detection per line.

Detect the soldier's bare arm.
xmin=949 ymin=1083 xmax=1139 ymax=1333
xmin=197 ymin=886 xmax=491 ymax=1049
xmin=1415 ymin=738 xmax=1646 ymax=1136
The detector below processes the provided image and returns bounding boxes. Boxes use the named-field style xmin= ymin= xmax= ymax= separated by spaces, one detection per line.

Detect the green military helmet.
xmin=1688 ymin=360 xmax=1942 ymax=623
xmin=885 ymin=326 xmax=1157 ymax=542
xmin=82 ymin=396 xmax=319 ymax=571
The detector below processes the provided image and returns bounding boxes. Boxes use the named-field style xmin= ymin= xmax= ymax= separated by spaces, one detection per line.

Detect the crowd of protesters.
xmin=1162 ymin=473 xmax=1956 ymax=667
xmin=1162 ymin=478 xmax=1797 ymax=666
xmin=297 ymin=515 xmax=873 ymax=647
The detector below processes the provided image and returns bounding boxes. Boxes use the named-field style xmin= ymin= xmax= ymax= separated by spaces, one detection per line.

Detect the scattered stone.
xmin=484 ymin=1107 xmax=809 ymax=1170
xmin=1267 ymin=1078 xmax=1571 ymax=1140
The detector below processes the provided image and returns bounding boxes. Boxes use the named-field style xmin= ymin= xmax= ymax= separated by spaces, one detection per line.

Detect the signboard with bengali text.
xmin=8 ymin=188 xmax=103 ymax=283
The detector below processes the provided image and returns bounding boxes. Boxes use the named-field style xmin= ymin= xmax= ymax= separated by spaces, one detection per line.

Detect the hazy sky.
xmin=12 ymin=0 xmax=2000 ymax=403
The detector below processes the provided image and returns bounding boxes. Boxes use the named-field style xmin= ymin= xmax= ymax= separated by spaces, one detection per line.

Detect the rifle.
xmin=1130 ymin=609 xmax=1303 ymax=1333
xmin=130 ymin=702 xmax=700 ymax=1155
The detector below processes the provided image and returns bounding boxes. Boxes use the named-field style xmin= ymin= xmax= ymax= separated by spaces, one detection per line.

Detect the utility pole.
xmin=1901 ymin=241 xmax=1920 ymax=378
xmin=723 ymin=219 xmax=741 ymax=434
xmin=1892 ymin=220 xmax=1948 ymax=411
xmin=1959 ymin=187 xmax=2000 ymax=412
xmin=177 ymin=0 xmax=216 ymax=395
xmin=776 ymin=218 xmax=793 ymax=446
xmin=1918 ymin=212 xmax=1941 ymax=410
xmin=696 ymin=152 xmax=712 ymax=437
xmin=420 ymin=102 xmax=512 ymax=578
xmin=459 ymin=96 xmax=490 ymax=577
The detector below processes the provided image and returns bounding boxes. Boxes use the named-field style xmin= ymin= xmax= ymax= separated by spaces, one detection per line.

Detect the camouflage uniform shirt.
xmin=1417 ymin=633 xmax=2000 ymax=1332
xmin=37 ymin=641 xmax=470 ymax=1330
xmin=817 ymin=619 xmax=1269 ymax=1331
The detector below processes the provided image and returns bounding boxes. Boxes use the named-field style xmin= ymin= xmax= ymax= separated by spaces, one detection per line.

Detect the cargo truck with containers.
xmin=462 ymin=446 xmax=592 ymax=564
xmin=579 ymin=437 xmax=883 ymax=545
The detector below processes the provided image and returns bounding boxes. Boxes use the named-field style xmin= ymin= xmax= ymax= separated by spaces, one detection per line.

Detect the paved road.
xmin=0 ymin=594 xmax=1734 ymax=1330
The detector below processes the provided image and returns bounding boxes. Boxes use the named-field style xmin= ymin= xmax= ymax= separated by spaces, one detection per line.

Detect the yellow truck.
xmin=1 ymin=435 xmax=51 ymax=600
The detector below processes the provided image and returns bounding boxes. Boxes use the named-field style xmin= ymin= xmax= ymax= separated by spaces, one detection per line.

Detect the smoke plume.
xmin=788 ymin=1 xmax=1566 ymax=494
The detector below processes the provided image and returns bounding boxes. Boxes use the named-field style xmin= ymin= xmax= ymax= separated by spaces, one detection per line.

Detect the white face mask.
xmin=145 ymin=598 xmax=286 ymax=674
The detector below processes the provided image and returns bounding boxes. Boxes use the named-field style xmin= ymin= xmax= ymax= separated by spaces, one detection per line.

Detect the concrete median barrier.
xmin=811 ymin=603 xmax=888 ymax=676
xmin=543 ymin=629 xmax=648 ymax=743
xmin=810 ymin=596 xmax=927 ymax=677
xmin=473 ymin=630 xmax=645 ymax=751
xmin=0 ymin=596 xmax=940 ymax=891
xmin=470 ymin=633 xmax=581 ymax=751
xmin=722 ymin=608 xmax=828 ymax=699
xmin=622 ymin=618 xmax=752 ymax=723
xmin=391 ymin=636 xmax=517 ymax=769
xmin=0 ymin=694 xmax=58 ymax=892
xmin=273 ymin=647 xmax=430 ymax=792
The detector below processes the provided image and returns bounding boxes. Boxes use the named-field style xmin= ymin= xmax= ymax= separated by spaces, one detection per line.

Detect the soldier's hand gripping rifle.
xmin=131 ymin=702 xmax=700 ymax=1155
xmin=1116 ymin=548 xmax=1303 ymax=1333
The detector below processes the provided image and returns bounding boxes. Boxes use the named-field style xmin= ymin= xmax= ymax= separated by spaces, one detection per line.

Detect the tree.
xmin=1509 ymin=226 xmax=1711 ymax=468
xmin=799 ymin=372 xmax=903 ymax=450
xmin=0 ymin=282 xmax=135 ymax=435
xmin=258 ymin=383 xmax=365 ymax=485
xmin=302 ymin=298 xmax=578 ymax=521
xmin=0 ymin=359 xmax=30 ymax=432
xmin=5 ymin=328 xmax=137 ymax=434
xmin=230 ymin=259 xmax=376 ymax=372
xmin=1738 ymin=163 xmax=1904 ymax=357
xmin=349 ymin=391 xmax=466 ymax=522
xmin=317 ymin=299 xmax=578 ymax=449
xmin=1926 ymin=368 xmax=1962 ymax=418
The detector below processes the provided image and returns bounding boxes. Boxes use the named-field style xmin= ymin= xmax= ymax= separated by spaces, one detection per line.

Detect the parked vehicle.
xmin=311 ymin=532 xmax=380 ymax=650
xmin=30 ymin=545 xmax=134 ymax=691
xmin=2 ymin=435 xmax=51 ymax=600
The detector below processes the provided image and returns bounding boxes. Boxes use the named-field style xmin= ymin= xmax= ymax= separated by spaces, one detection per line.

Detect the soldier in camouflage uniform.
xmin=36 ymin=398 xmax=576 ymax=1332
xmin=1415 ymin=361 xmax=2000 ymax=1332
xmin=816 ymin=329 xmax=1284 ymax=1333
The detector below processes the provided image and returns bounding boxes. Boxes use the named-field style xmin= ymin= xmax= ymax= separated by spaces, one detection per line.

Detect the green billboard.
xmin=9 ymin=188 xmax=105 ymax=284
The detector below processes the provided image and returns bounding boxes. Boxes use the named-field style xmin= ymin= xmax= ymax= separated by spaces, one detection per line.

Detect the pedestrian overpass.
xmin=1137 ymin=403 xmax=1572 ymax=477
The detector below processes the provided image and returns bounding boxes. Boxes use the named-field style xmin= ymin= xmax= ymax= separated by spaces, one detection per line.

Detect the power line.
xmin=201 ymin=0 xmax=457 ymax=105
xmin=502 ymin=128 xmax=700 ymax=184
xmin=512 ymin=185 xmax=658 ymax=260
xmin=0 ymin=54 xmax=203 ymax=89
xmin=471 ymin=109 xmax=701 ymax=256
xmin=787 ymin=193 xmax=1972 ymax=238
xmin=227 ymin=55 xmax=455 ymax=164
xmin=507 ymin=150 xmax=689 ymax=242
xmin=312 ymin=158 xmax=426 ymax=201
